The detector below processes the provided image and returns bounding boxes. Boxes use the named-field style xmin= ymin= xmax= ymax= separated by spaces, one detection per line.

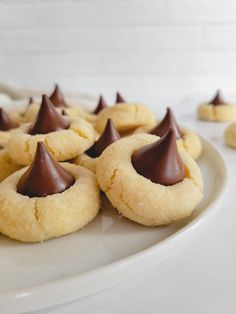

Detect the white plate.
xmin=0 ymin=138 xmax=227 ymax=314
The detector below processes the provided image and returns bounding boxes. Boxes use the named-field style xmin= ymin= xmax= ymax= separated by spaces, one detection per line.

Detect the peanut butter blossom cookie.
xmin=0 ymin=142 xmax=100 ymax=242
xmin=197 ymin=90 xmax=236 ymax=122
xmin=74 ymin=118 xmax=120 ymax=172
xmin=96 ymin=130 xmax=203 ymax=226
xmin=135 ymin=108 xmax=202 ymax=160
xmin=96 ymin=92 xmax=156 ymax=134
xmin=7 ymin=95 xmax=96 ymax=165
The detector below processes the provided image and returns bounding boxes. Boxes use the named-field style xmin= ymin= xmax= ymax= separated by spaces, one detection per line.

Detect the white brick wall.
xmin=0 ymin=0 xmax=236 ymax=104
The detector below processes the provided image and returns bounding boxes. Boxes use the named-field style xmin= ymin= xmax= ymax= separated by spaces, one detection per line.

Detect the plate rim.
xmin=0 ymin=137 xmax=228 ymax=314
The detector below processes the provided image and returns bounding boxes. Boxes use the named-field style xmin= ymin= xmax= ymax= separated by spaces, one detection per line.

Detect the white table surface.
xmin=21 ymin=102 xmax=235 ymax=314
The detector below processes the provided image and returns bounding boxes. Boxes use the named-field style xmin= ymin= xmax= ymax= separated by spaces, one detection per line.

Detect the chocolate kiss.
xmin=115 ymin=92 xmax=125 ymax=104
xmin=209 ymin=90 xmax=225 ymax=106
xmin=0 ymin=108 xmax=19 ymax=131
xmin=149 ymin=107 xmax=183 ymax=139
xmin=93 ymin=95 xmax=108 ymax=114
xmin=49 ymin=84 xmax=68 ymax=107
xmin=29 ymin=95 xmax=69 ymax=135
xmin=28 ymin=97 xmax=34 ymax=106
xmin=132 ymin=129 xmax=185 ymax=186
xmin=17 ymin=142 xmax=75 ymax=197
xmin=86 ymin=119 xmax=120 ymax=158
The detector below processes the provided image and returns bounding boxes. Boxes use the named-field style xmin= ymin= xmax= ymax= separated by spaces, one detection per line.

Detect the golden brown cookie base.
xmin=96 ymin=103 xmax=156 ymax=133
xmin=7 ymin=117 xmax=96 ymax=165
xmin=197 ymin=103 xmax=236 ymax=122
xmin=74 ymin=153 xmax=97 ymax=173
xmin=0 ymin=163 xmax=100 ymax=242
xmin=96 ymin=134 xmax=203 ymax=226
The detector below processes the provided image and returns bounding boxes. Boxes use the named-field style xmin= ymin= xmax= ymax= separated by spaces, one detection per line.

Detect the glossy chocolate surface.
xmin=17 ymin=142 xmax=75 ymax=197
xmin=29 ymin=95 xmax=69 ymax=135
xmin=86 ymin=119 xmax=120 ymax=158
xmin=149 ymin=107 xmax=183 ymax=139
xmin=115 ymin=92 xmax=125 ymax=104
xmin=0 ymin=108 xmax=19 ymax=131
xmin=49 ymin=84 xmax=68 ymax=107
xmin=209 ymin=90 xmax=225 ymax=106
xmin=93 ymin=95 xmax=108 ymax=114
xmin=132 ymin=129 xmax=185 ymax=185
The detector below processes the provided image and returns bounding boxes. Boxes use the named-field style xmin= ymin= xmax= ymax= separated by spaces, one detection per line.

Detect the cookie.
xmin=74 ymin=153 xmax=97 ymax=173
xmin=96 ymin=103 xmax=155 ymax=134
xmin=7 ymin=96 xmax=96 ymax=165
xmin=197 ymin=90 xmax=236 ymax=122
xmin=0 ymin=143 xmax=100 ymax=242
xmin=96 ymin=133 xmax=203 ymax=226
xmin=178 ymin=127 xmax=202 ymax=160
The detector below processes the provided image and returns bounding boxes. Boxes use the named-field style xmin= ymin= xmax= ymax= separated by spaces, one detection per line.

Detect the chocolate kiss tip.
xmin=49 ymin=84 xmax=68 ymax=107
xmin=149 ymin=107 xmax=183 ymax=139
xmin=29 ymin=94 xmax=69 ymax=135
xmin=210 ymin=90 xmax=225 ymax=106
xmin=17 ymin=141 xmax=75 ymax=197
xmin=86 ymin=118 xmax=120 ymax=158
xmin=93 ymin=95 xmax=108 ymax=114
xmin=115 ymin=92 xmax=125 ymax=104
xmin=132 ymin=129 xmax=185 ymax=186
xmin=28 ymin=97 xmax=34 ymax=105
xmin=0 ymin=107 xmax=19 ymax=131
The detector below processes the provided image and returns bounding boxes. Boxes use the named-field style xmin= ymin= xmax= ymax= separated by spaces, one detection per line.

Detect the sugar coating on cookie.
xmin=96 ymin=103 xmax=156 ymax=134
xmin=0 ymin=149 xmax=22 ymax=182
xmin=0 ymin=163 xmax=101 ymax=242
xmin=7 ymin=116 xmax=96 ymax=165
xmin=74 ymin=153 xmax=97 ymax=173
xmin=96 ymin=134 xmax=203 ymax=226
